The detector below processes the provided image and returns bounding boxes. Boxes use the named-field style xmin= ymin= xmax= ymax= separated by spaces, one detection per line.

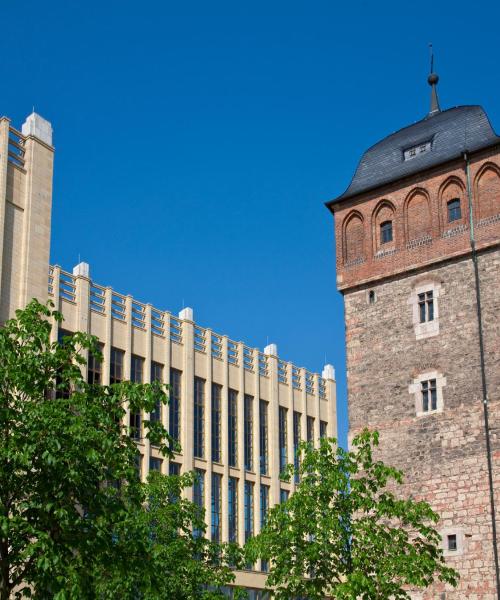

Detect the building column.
xmin=143 ymin=304 xmax=152 ymax=480
xmin=102 ymin=287 xmax=112 ymax=386
xmin=287 ymin=361 xmax=295 ymax=493
xmin=50 ymin=265 xmax=61 ymax=344
xmin=314 ymin=373 xmax=321 ymax=444
xmin=180 ymin=308 xmax=194 ymax=500
xmin=204 ymin=329 xmax=213 ymax=533
xmin=300 ymin=367 xmax=307 ymax=446
xmin=73 ymin=265 xmax=90 ymax=378
xmin=221 ymin=335 xmax=229 ymax=542
xmin=323 ymin=364 xmax=337 ymax=439
xmin=162 ymin=311 xmax=171 ymax=475
xmin=265 ymin=344 xmax=280 ymax=506
xmin=237 ymin=341 xmax=246 ymax=546
xmin=253 ymin=347 xmax=261 ymax=537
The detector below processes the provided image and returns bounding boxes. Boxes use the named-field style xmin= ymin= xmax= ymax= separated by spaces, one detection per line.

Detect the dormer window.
xmin=380 ymin=221 xmax=393 ymax=244
xmin=447 ymin=198 xmax=462 ymax=223
xmin=404 ymin=140 xmax=432 ymax=161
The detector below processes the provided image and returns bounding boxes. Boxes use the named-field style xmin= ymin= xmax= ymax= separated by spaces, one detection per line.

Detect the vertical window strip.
xmin=150 ymin=361 xmax=163 ymax=422
xmin=110 ymin=347 xmax=124 ymax=384
xmin=293 ymin=411 xmax=301 ymax=483
xmin=211 ymin=473 xmax=222 ymax=543
xmin=228 ymin=477 xmax=238 ymax=543
xmin=149 ymin=457 xmax=162 ymax=472
xmin=169 ymin=369 xmax=181 ymax=442
xmin=279 ymin=406 xmax=288 ymax=473
xmin=228 ymin=389 xmax=238 ymax=467
xmin=88 ymin=343 xmax=103 ymax=384
xmin=131 ymin=355 xmax=143 ymax=383
xmin=259 ymin=400 xmax=269 ymax=475
xmin=260 ymin=484 xmax=269 ymax=572
xmin=211 ymin=384 xmax=222 ymax=462
xmin=244 ymin=395 xmax=253 ymax=471
xmin=169 ymin=462 xmax=180 ymax=475
xmin=244 ymin=481 xmax=254 ymax=543
xmin=129 ymin=355 xmax=144 ymax=441
xmin=193 ymin=469 xmax=205 ymax=538
xmin=307 ymin=416 xmax=315 ymax=443
xmin=320 ymin=421 xmax=328 ymax=439
xmin=194 ymin=377 xmax=205 ymax=458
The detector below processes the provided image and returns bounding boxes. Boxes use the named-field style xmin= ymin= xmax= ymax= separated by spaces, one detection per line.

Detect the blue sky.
xmin=2 ymin=0 xmax=499 ymax=447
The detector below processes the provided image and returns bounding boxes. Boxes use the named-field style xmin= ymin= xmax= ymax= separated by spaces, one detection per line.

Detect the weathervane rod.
xmin=427 ymin=43 xmax=441 ymax=117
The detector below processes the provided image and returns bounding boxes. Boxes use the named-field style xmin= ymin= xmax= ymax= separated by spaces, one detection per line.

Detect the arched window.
xmin=380 ymin=220 xmax=393 ymax=244
xmin=406 ymin=191 xmax=431 ymax=241
xmin=343 ymin=212 xmax=365 ymax=264
xmin=447 ymin=198 xmax=462 ymax=223
xmin=373 ymin=200 xmax=396 ymax=252
xmin=476 ymin=164 xmax=500 ymax=221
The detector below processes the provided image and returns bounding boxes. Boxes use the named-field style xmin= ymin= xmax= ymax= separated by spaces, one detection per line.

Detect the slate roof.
xmin=328 ymin=105 xmax=500 ymax=206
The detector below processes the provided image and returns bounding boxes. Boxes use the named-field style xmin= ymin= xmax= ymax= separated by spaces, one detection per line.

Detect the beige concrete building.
xmin=0 ymin=112 xmax=337 ymax=597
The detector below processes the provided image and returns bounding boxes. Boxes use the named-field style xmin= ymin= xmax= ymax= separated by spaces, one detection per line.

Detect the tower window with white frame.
xmin=408 ymin=280 xmax=441 ymax=340
xmin=418 ymin=290 xmax=434 ymax=323
xmin=421 ymin=379 xmax=437 ymax=412
xmin=409 ymin=370 xmax=446 ymax=417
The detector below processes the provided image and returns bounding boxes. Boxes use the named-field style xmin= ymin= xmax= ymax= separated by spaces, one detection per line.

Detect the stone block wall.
xmin=345 ymin=248 xmax=500 ymax=599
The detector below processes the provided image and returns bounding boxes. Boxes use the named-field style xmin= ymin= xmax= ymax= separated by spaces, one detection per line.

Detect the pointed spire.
xmin=427 ymin=44 xmax=441 ymax=117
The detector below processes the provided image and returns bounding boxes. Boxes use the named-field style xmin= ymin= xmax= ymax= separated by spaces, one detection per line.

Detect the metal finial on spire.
xmin=427 ymin=44 xmax=441 ymax=117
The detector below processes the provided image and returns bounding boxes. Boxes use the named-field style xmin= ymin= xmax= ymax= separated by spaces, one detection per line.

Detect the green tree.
xmin=246 ymin=431 xmax=459 ymax=599
xmin=93 ymin=470 xmax=244 ymax=599
xmin=0 ymin=300 xmax=240 ymax=599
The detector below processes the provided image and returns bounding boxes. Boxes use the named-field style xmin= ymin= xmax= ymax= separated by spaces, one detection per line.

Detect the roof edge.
xmin=325 ymin=138 xmax=500 ymax=213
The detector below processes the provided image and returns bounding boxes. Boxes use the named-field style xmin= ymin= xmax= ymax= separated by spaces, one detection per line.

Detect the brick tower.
xmin=327 ymin=74 xmax=500 ymax=598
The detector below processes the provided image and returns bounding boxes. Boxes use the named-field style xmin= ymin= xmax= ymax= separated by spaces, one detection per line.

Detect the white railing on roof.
xmin=132 ymin=301 xmax=146 ymax=329
xmin=48 ymin=266 xmax=54 ymax=296
xmin=90 ymin=283 xmax=105 ymax=314
xmin=111 ymin=293 xmax=126 ymax=321
xmin=305 ymin=371 xmax=315 ymax=395
xmin=278 ymin=360 xmax=287 ymax=384
xmin=170 ymin=316 xmax=182 ymax=344
xmin=8 ymin=127 xmax=25 ymax=168
xmin=211 ymin=333 xmax=222 ymax=359
xmin=227 ymin=340 xmax=238 ymax=366
xmin=151 ymin=308 xmax=165 ymax=337
xmin=258 ymin=352 xmax=268 ymax=377
xmin=243 ymin=347 xmax=254 ymax=371
xmin=194 ymin=326 xmax=206 ymax=353
xmin=47 ymin=266 xmax=328 ymax=398
xmin=59 ymin=271 xmax=76 ymax=303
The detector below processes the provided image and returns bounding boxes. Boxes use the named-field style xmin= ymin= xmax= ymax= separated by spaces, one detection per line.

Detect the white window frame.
xmin=408 ymin=280 xmax=441 ymax=340
xmin=409 ymin=370 xmax=446 ymax=417
xmin=441 ymin=527 xmax=465 ymax=557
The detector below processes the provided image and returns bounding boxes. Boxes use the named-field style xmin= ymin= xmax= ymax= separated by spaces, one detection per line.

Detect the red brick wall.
xmin=477 ymin=164 xmax=500 ymax=221
xmin=332 ymin=147 xmax=500 ymax=291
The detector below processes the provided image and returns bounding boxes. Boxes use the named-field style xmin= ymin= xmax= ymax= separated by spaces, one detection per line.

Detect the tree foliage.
xmin=93 ymin=470 xmax=244 ymax=599
xmin=246 ymin=431 xmax=459 ymax=599
xmin=0 ymin=300 xmax=240 ymax=599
